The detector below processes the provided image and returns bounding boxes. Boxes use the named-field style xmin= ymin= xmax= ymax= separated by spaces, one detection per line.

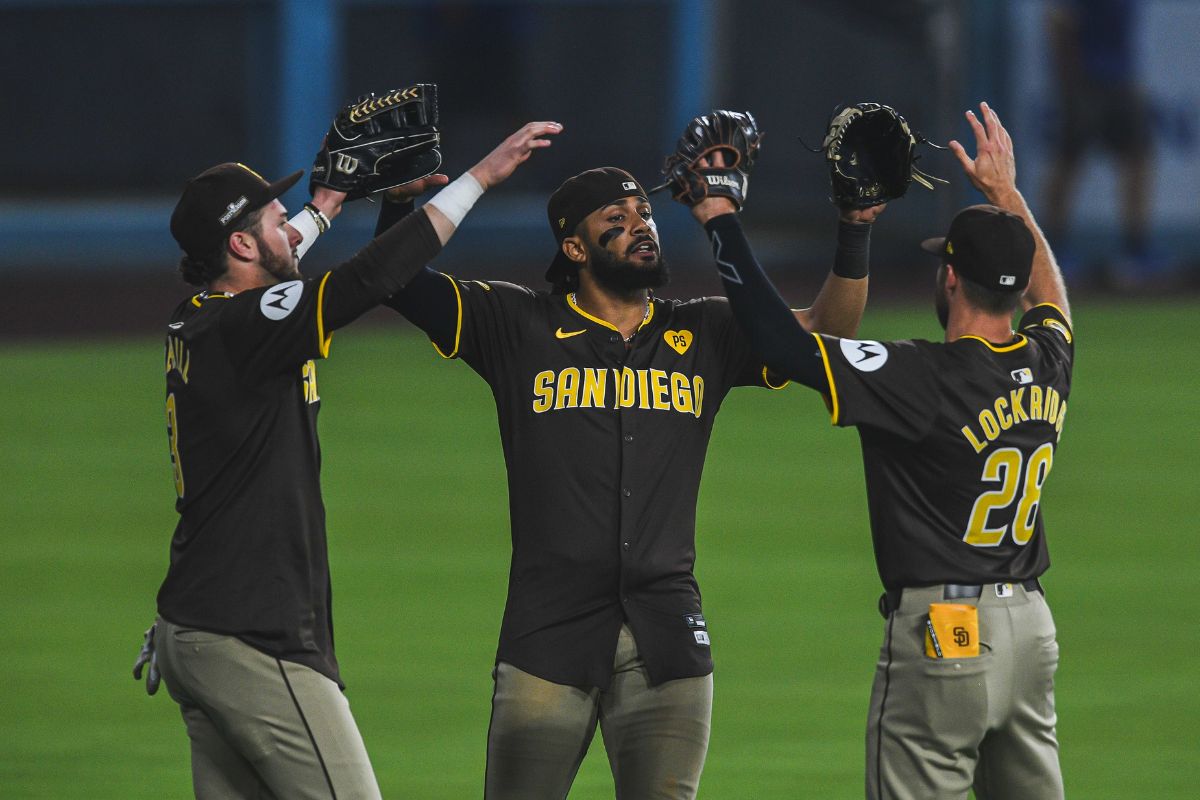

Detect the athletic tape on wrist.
xmin=427 ymin=173 xmax=484 ymax=228
xmin=289 ymin=210 xmax=322 ymax=260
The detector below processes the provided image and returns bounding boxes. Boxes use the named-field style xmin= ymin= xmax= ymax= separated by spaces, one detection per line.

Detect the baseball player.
xmin=694 ymin=102 xmax=1071 ymax=799
xmin=142 ymin=121 xmax=557 ymax=799
xmin=372 ymin=138 xmax=878 ymax=794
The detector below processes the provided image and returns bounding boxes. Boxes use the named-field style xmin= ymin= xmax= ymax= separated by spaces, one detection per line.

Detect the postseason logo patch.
xmin=259 ymin=280 xmax=304 ymax=320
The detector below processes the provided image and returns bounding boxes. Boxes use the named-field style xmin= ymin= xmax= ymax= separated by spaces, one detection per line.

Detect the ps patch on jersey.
xmin=840 ymin=338 xmax=889 ymax=372
xmin=260 ymin=280 xmax=304 ymax=321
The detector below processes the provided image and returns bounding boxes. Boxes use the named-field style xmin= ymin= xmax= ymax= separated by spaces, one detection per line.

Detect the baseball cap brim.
xmin=266 ymin=169 xmax=304 ymax=203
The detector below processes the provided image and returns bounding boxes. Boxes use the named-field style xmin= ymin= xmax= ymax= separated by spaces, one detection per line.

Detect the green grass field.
xmin=2 ymin=299 xmax=1197 ymax=798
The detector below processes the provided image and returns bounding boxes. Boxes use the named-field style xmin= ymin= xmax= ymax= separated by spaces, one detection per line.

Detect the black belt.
xmin=878 ymin=578 xmax=1042 ymax=618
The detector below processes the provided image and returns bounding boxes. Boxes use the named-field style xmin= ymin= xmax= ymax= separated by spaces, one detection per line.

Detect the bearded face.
xmin=584 ymin=236 xmax=669 ymax=293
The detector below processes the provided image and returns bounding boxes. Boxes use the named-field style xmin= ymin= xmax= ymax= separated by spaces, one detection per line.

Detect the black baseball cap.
xmin=170 ymin=163 xmax=303 ymax=256
xmin=545 ymin=167 xmax=647 ymax=283
xmin=920 ymin=204 xmax=1035 ymax=292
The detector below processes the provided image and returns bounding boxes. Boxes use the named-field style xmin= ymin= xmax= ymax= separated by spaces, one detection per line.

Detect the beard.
xmin=585 ymin=239 xmax=669 ymax=294
xmin=255 ymin=233 xmax=301 ymax=283
xmin=934 ymin=265 xmax=950 ymax=330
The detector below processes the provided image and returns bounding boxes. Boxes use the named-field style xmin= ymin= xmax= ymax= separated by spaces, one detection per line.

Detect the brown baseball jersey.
xmin=813 ymin=303 xmax=1074 ymax=590
xmin=397 ymin=273 xmax=783 ymax=688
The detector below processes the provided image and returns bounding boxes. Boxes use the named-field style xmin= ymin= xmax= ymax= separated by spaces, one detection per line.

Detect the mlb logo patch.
xmin=1000 ymin=275 xmax=1017 ymax=286
xmin=1010 ymin=368 xmax=1033 ymax=384
xmin=995 ymin=583 xmax=1014 ymax=598
xmin=622 ymin=181 xmax=637 ymax=190
xmin=694 ymin=631 xmax=710 ymax=646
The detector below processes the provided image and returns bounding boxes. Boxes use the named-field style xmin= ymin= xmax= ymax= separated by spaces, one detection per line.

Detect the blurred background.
xmin=2 ymin=0 xmax=1197 ymax=337
xmin=2 ymin=1 xmax=1198 ymax=798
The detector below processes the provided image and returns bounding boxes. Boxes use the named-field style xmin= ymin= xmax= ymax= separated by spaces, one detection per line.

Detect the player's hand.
xmin=383 ymin=174 xmax=451 ymax=204
xmin=310 ymin=185 xmax=349 ymax=222
xmin=949 ymin=101 xmax=1018 ymax=205
xmin=469 ymin=121 xmax=563 ymax=191
xmin=689 ymin=150 xmax=738 ymax=224
xmin=840 ymin=203 xmax=887 ymax=224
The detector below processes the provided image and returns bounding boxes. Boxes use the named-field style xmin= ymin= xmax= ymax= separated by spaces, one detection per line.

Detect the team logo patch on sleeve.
xmin=1042 ymin=318 xmax=1072 ymax=343
xmin=839 ymin=338 xmax=888 ymax=372
xmin=259 ymin=280 xmax=304 ymax=320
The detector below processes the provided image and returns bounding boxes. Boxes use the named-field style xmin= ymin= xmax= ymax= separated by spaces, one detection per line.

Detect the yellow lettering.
xmin=555 ymin=368 xmax=580 ymax=410
xmin=670 ymin=372 xmax=694 ymax=415
xmin=1009 ymin=388 xmax=1029 ymax=424
xmin=301 ymin=360 xmax=320 ymax=404
xmin=532 ymin=370 xmax=554 ymax=413
xmin=1029 ymin=385 xmax=1044 ymax=420
xmin=979 ymin=409 xmax=1000 ymax=441
xmin=165 ymin=335 xmax=190 ymax=384
xmin=581 ymin=368 xmax=607 ymax=409
xmin=650 ymin=369 xmax=670 ymax=411
xmin=619 ymin=367 xmax=637 ymax=408
xmin=1046 ymin=387 xmax=1061 ymax=425
xmin=961 ymin=424 xmax=988 ymax=454
xmin=1055 ymin=401 xmax=1068 ymax=436
xmin=994 ymin=397 xmax=1012 ymax=430
xmin=692 ymin=376 xmax=705 ymax=418
xmin=637 ymin=369 xmax=650 ymax=409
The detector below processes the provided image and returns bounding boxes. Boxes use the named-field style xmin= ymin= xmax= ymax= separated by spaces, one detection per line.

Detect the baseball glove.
xmin=655 ymin=110 xmax=762 ymax=208
xmin=818 ymin=102 xmax=945 ymax=209
xmin=310 ymin=84 xmax=442 ymax=200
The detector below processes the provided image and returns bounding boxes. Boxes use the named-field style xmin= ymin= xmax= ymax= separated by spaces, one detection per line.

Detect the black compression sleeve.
xmin=704 ymin=213 xmax=828 ymax=390
xmin=375 ymin=197 xmax=415 ymax=237
xmin=320 ymin=206 xmax=443 ymax=331
xmin=833 ymin=220 xmax=871 ymax=279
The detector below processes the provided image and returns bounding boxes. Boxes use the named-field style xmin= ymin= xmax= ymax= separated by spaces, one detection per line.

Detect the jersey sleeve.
xmin=421 ymin=274 xmax=539 ymax=383
xmin=1017 ymin=303 xmax=1074 ymax=370
xmin=700 ymin=297 xmax=790 ymax=391
xmin=814 ymin=334 xmax=941 ymax=440
xmin=217 ymin=274 xmax=335 ymax=378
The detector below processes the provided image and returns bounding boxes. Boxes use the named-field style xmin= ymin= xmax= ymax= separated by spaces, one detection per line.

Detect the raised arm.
xmin=793 ymin=204 xmax=885 ymax=337
xmin=321 ymin=121 xmax=561 ymax=331
xmin=949 ymin=101 xmax=1070 ymax=322
xmin=689 ymin=196 xmax=829 ymax=389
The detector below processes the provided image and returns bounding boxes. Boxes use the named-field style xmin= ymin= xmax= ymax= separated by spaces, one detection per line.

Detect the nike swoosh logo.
xmin=555 ymin=328 xmax=587 ymax=339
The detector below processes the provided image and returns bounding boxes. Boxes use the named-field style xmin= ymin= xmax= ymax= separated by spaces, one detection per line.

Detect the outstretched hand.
xmin=840 ymin=204 xmax=886 ymax=224
xmin=469 ymin=121 xmax=563 ymax=190
xmin=383 ymin=174 xmax=451 ymax=204
xmin=948 ymin=101 xmax=1017 ymax=204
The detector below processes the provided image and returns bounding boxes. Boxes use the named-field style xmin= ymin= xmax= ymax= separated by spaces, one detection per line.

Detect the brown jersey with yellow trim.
xmin=814 ymin=304 xmax=1074 ymax=590
xmin=423 ymin=276 xmax=780 ymax=688
xmin=157 ymin=276 xmax=343 ymax=685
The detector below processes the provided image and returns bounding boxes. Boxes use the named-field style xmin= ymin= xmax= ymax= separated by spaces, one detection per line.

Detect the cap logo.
xmin=945 ymin=240 xmax=954 ymax=255
xmin=621 ymin=181 xmax=637 ymax=190
xmin=219 ymin=196 xmax=248 ymax=226
xmin=558 ymin=216 xmax=567 ymax=229
xmin=999 ymin=275 xmax=1016 ymax=286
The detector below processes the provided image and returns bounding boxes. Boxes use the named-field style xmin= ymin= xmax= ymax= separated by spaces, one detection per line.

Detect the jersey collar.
xmin=565 ymin=292 xmax=656 ymax=335
xmin=190 ymin=291 xmax=235 ymax=307
xmin=956 ymin=333 xmax=1028 ymax=352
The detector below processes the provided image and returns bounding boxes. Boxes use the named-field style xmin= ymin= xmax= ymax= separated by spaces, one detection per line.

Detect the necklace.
xmin=570 ymin=293 xmax=651 ymax=343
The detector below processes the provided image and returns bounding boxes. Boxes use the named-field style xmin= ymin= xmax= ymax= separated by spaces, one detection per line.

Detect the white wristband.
xmin=427 ymin=172 xmax=485 ymax=228
xmin=288 ymin=210 xmax=322 ymax=260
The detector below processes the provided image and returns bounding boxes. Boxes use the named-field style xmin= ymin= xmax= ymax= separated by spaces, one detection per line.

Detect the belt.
xmin=878 ymin=578 xmax=1042 ymax=618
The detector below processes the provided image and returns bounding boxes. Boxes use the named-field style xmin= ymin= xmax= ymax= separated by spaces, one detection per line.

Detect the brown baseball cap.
xmin=170 ymin=163 xmax=302 ymax=256
xmin=921 ymin=204 xmax=1035 ymax=291
xmin=545 ymin=167 xmax=647 ymax=283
